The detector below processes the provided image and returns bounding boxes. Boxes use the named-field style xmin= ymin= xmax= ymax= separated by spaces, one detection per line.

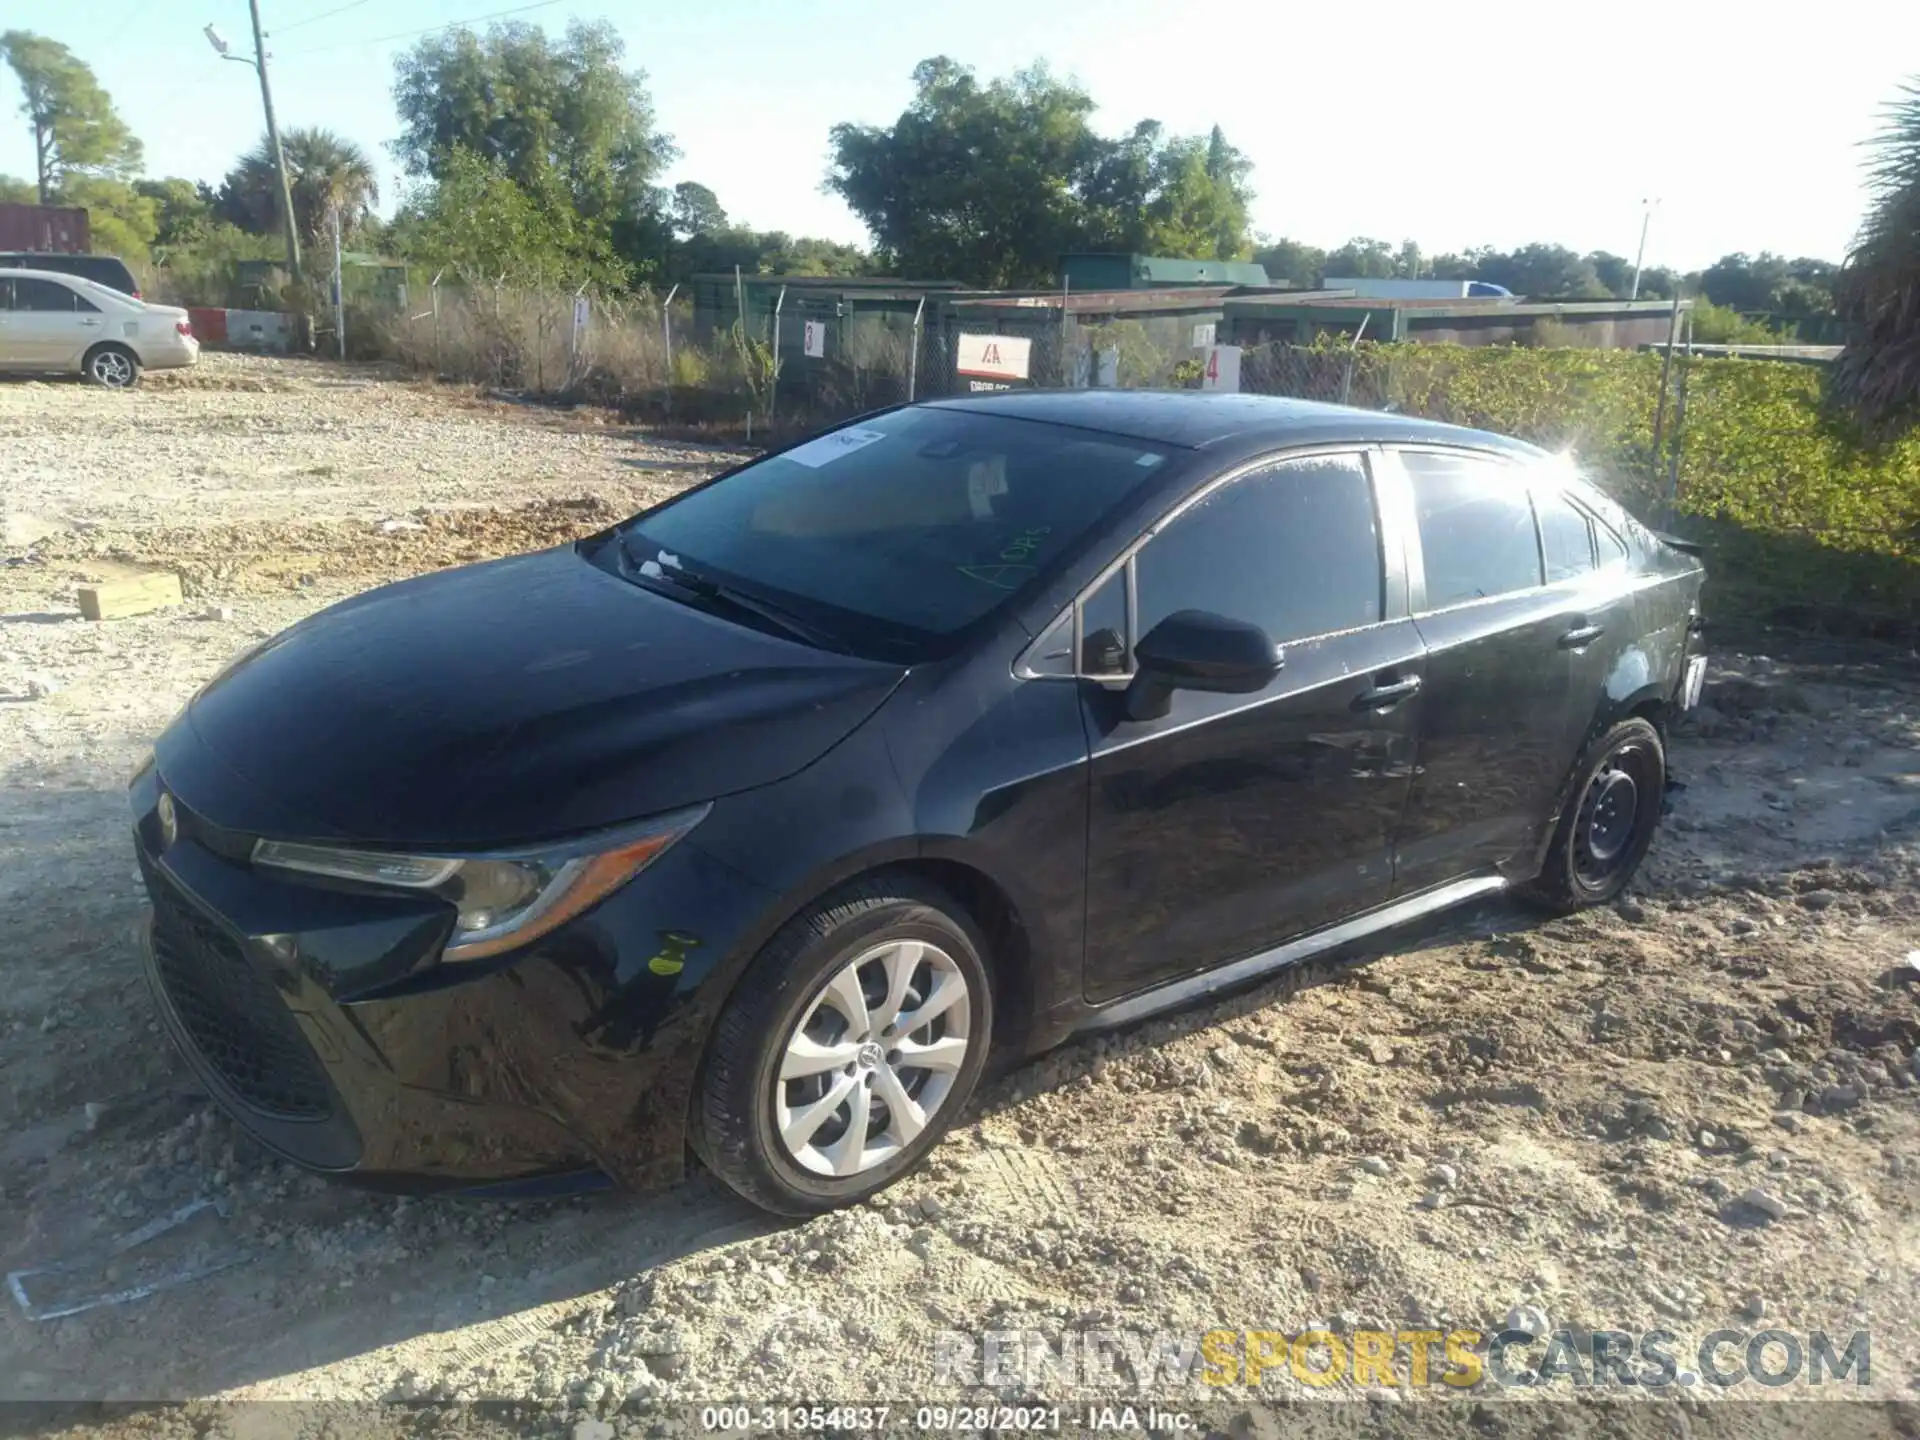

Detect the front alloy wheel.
xmin=775 ymin=939 xmax=972 ymax=1177
xmin=691 ymin=877 xmax=994 ymax=1215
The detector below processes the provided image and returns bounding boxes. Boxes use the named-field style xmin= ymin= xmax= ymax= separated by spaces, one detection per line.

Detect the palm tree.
xmin=218 ymin=128 xmax=380 ymax=247
xmin=1833 ymin=80 xmax=1920 ymax=435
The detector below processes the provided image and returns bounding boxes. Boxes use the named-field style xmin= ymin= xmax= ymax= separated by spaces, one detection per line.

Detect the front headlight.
xmin=251 ymin=803 xmax=711 ymax=962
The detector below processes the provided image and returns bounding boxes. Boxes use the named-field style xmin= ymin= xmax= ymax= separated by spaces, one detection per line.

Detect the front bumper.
xmin=132 ymin=770 xmax=776 ymax=1194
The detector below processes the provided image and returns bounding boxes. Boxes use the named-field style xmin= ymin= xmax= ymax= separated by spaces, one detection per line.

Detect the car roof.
xmin=0 ymin=253 xmax=132 ymax=266
xmin=0 ymin=266 xmax=134 ymax=295
xmin=2 ymin=265 xmax=102 ymax=281
xmin=921 ymin=389 xmax=1546 ymax=458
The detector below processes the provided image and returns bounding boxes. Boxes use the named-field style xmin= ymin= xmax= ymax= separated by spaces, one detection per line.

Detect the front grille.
xmin=148 ymin=882 xmax=334 ymax=1121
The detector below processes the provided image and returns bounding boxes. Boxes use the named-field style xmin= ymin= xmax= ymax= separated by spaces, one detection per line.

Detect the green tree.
xmin=1834 ymin=77 xmax=1920 ymax=434
xmin=0 ymin=172 xmax=34 ymax=202
xmin=1125 ymin=126 xmax=1253 ymax=259
xmin=1322 ymin=237 xmax=1398 ymax=279
xmin=56 ymin=175 xmax=155 ymax=257
xmin=392 ymin=145 xmax=626 ymax=287
xmin=1686 ymin=298 xmax=1784 ymax=345
xmin=392 ymin=19 xmax=674 ymax=231
xmin=829 ymin=58 xmax=1102 ymax=285
xmin=669 ymin=180 xmax=726 ymax=238
xmin=1700 ymin=252 xmax=1788 ymax=312
xmin=219 ymin=128 xmax=379 ymax=246
xmin=1252 ymin=237 xmax=1326 ymax=287
xmin=1587 ymin=250 xmax=1634 ymax=297
xmin=0 ymin=30 xmax=141 ymax=202
xmin=827 ymin=57 xmax=1253 ymax=286
xmin=136 ymin=177 xmax=218 ymax=247
xmin=1700 ymin=251 xmax=1837 ymax=317
xmin=1472 ymin=243 xmax=1608 ymax=298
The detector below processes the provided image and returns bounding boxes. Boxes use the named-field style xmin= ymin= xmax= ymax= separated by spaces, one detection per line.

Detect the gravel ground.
xmin=2 ymin=357 xmax=1918 ymax=1436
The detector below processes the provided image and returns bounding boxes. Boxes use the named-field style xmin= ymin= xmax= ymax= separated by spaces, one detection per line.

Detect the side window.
xmin=1595 ymin=520 xmax=1630 ymax=567
xmin=1535 ymin=489 xmax=1596 ymax=583
xmin=1134 ymin=453 xmax=1382 ymax=647
xmin=1403 ymin=450 xmax=1543 ymax=609
xmin=0 ymin=278 xmax=11 ymax=311
xmin=12 ymin=277 xmax=86 ymax=312
xmin=1080 ymin=569 xmax=1128 ymax=675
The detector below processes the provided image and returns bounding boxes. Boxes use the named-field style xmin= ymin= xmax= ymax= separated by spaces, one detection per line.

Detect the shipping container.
xmin=0 ymin=203 xmax=90 ymax=254
xmin=1321 ymin=277 xmax=1516 ymax=300
xmin=1059 ymin=253 xmax=1273 ymax=290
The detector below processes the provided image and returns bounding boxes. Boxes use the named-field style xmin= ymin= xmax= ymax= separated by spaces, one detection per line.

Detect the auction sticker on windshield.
xmin=782 ymin=427 xmax=888 ymax=469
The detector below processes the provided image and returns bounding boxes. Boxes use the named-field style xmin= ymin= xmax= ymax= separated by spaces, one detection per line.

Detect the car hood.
xmin=162 ymin=546 xmax=908 ymax=847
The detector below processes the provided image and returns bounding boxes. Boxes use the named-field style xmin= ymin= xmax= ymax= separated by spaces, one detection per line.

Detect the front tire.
xmin=691 ymin=877 xmax=994 ymax=1216
xmin=1520 ymin=717 xmax=1666 ymax=913
xmin=84 ymin=344 xmax=141 ymax=389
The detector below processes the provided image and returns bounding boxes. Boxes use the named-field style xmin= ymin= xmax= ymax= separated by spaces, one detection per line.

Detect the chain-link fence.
xmin=328 ymin=278 xmax=1920 ymax=627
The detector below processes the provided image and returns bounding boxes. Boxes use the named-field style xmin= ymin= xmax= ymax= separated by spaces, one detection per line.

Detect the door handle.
xmin=78 ymin=318 xmax=101 ymax=327
xmin=1558 ymin=624 xmax=1604 ymax=648
xmin=1352 ymin=675 xmax=1422 ymax=711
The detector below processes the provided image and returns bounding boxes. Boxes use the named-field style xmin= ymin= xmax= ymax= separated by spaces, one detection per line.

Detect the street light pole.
xmin=206 ymin=9 xmax=302 ymax=285
xmin=1629 ymin=197 xmax=1660 ymax=301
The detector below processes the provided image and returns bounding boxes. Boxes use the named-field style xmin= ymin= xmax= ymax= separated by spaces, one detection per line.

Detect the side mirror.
xmin=1124 ymin=609 xmax=1282 ymax=721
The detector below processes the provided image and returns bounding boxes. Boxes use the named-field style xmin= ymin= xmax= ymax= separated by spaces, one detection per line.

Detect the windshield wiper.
xmin=623 ymin=545 xmax=842 ymax=650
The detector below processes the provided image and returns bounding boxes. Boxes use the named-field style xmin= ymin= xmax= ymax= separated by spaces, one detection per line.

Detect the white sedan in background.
xmin=0 ymin=267 xmax=198 ymax=388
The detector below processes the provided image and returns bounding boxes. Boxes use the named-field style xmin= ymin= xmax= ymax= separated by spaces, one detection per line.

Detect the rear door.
xmin=1078 ymin=449 xmax=1426 ymax=1003
xmin=7 ymin=274 xmax=102 ymax=367
xmin=1382 ymin=446 xmax=1581 ymax=893
xmin=1529 ymin=473 xmax=1641 ymax=768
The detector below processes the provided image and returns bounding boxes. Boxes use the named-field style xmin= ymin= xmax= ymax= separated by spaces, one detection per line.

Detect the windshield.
xmin=606 ymin=406 xmax=1174 ymax=661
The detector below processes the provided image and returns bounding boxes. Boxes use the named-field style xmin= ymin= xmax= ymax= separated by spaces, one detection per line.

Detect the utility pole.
xmin=205 ymin=10 xmax=302 ymax=284
xmin=248 ymin=0 xmax=303 ymax=284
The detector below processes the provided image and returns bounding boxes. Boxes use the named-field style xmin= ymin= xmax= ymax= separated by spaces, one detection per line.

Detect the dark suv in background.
xmin=0 ymin=252 xmax=140 ymax=299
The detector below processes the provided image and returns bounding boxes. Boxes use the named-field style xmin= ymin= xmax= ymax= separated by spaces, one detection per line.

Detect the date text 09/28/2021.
xmin=697 ymin=1406 xmax=1194 ymax=1432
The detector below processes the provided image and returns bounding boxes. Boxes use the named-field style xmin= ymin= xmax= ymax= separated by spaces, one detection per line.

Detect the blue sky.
xmin=3 ymin=0 xmax=1914 ymax=270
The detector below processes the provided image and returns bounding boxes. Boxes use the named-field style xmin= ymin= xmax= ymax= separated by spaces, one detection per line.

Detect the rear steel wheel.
xmin=1521 ymin=717 xmax=1666 ymax=913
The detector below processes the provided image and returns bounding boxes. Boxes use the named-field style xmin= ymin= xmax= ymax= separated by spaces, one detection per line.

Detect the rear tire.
xmin=1520 ymin=717 xmax=1666 ymax=914
xmin=84 ymin=344 xmax=141 ymax=389
xmin=690 ymin=876 xmax=994 ymax=1216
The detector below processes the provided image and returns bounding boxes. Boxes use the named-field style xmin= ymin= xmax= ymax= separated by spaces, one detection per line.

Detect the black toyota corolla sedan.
xmin=132 ymin=391 xmax=1706 ymax=1214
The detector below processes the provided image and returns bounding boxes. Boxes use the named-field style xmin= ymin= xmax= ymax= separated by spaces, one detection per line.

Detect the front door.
xmin=7 ymin=274 xmax=100 ymax=367
xmin=1082 ymin=451 xmax=1424 ymax=1005
xmin=0 ymin=278 xmax=17 ymax=369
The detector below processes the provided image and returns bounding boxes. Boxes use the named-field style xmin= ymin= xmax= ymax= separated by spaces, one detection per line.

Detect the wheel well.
xmin=877 ymin=858 xmax=1036 ymax=1062
xmin=1625 ymin=696 xmax=1671 ymax=758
